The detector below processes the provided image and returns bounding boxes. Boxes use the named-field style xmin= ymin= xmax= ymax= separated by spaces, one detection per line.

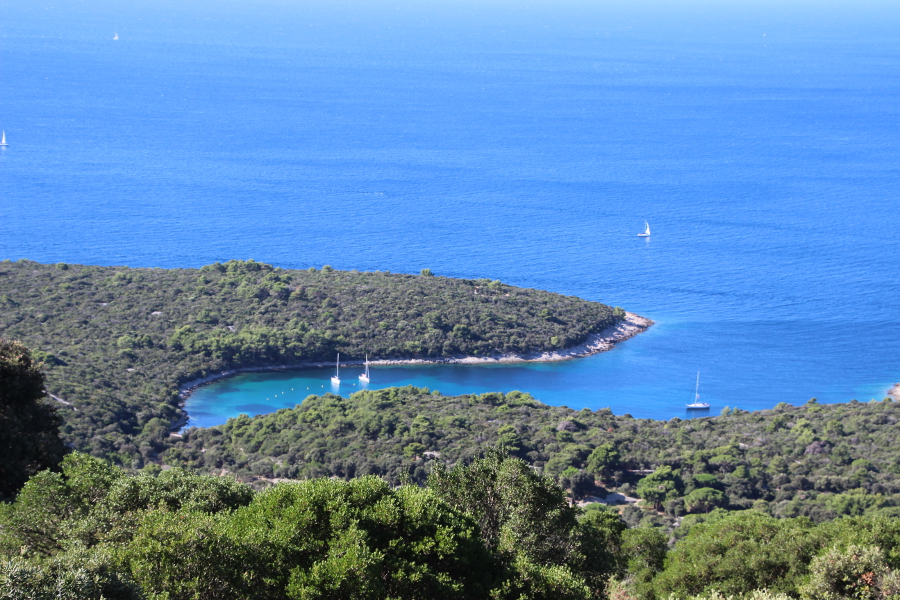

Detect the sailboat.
xmin=113 ymin=32 xmax=119 ymax=40
xmin=359 ymin=354 xmax=370 ymax=383
xmin=685 ymin=372 xmax=709 ymax=409
xmin=0 ymin=131 xmax=7 ymax=147
xmin=330 ymin=353 xmax=341 ymax=385
xmin=637 ymin=221 xmax=651 ymax=237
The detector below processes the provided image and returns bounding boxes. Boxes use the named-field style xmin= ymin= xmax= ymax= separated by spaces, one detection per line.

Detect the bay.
xmin=1 ymin=0 xmax=898 ymax=425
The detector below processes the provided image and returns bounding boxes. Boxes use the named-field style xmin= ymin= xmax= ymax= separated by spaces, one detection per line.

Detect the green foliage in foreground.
xmin=0 ymin=259 xmax=621 ymax=466
xmin=5 ymin=453 xmax=900 ymax=600
xmin=0 ymin=451 xmax=623 ymax=600
xmin=644 ymin=511 xmax=900 ymax=600
xmin=0 ymin=339 xmax=67 ymax=502
xmin=167 ymin=387 xmax=900 ymax=524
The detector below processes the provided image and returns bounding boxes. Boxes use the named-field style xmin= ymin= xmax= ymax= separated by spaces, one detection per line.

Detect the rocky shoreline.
xmin=177 ymin=312 xmax=653 ymax=403
xmin=890 ymin=383 xmax=900 ymax=402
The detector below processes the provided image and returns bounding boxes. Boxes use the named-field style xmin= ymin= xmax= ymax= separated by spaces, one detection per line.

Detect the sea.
xmin=1 ymin=0 xmax=899 ymax=427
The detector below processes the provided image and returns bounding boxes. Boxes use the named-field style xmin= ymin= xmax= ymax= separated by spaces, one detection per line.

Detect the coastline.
xmin=178 ymin=312 xmax=653 ymax=403
xmin=890 ymin=383 xmax=900 ymax=402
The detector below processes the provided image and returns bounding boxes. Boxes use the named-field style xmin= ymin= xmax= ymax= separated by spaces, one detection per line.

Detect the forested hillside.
xmin=167 ymin=387 xmax=900 ymax=525
xmin=0 ymin=259 xmax=622 ymax=466
xmin=4 ymin=451 xmax=900 ymax=600
xmin=0 ymin=452 xmax=624 ymax=600
xmin=4 ymin=343 xmax=900 ymax=600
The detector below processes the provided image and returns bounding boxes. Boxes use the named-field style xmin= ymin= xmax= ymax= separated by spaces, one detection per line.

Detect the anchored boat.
xmin=359 ymin=354 xmax=370 ymax=383
xmin=331 ymin=353 xmax=341 ymax=385
xmin=685 ymin=372 xmax=709 ymax=409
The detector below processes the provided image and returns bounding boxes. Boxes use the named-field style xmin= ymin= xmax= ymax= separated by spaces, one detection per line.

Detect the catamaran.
xmin=0 ymin=131 xmax=7 ymax=147
xmin=359 ymin=354 xmax=370 ymax=383
xmin=637 ymin=221 xmax=651 ymax=237
xmin=331 ymin=353 xmax=341 ymax=385
xmin=685 ymin=372 xmax=709 ymax=409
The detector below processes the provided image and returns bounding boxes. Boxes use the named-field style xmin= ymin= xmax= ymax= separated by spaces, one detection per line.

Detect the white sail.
xmin=0 ymin=131 xmax=7 ymax=146
xmin=637 ymin=221 xmax=650 ymax=237
xmin=331 ymin=353 xmax=341 ymax=384
xmin=359 ymin=354 xmax=370 ymax=382
xmin=686 ymin=372 xmax=709 ymax=409
xmin=113 ymin=32 xmax=119 ymax=40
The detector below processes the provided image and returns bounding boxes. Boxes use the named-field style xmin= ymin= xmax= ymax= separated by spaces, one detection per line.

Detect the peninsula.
xmin=0 ymin=259 xmax=648 ymax=467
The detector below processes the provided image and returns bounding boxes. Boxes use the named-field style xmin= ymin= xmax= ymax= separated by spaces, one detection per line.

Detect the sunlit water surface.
xmin=1 ymin=0 xmax=898 ymax=426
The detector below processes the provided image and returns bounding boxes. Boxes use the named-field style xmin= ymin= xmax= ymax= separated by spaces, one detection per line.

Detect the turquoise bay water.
xmin=186 ymin=318 xmax=898 ymax=428
xmin=2 ymin=0 xmax=899 ymax=426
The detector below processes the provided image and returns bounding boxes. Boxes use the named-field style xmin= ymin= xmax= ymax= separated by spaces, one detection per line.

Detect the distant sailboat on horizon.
xmin=359 ymin=354 xmax=370 ymax=383
xmin=637 ymin=221 xmax=651 ymax=237
xmin=685 ymin=372 xmax=710 ymax=409
xmin=331 ymin=353 xmax=341 ymax=385
xmin=113 ymin=32 xmax=119 ymax=40
xmin=0 ymin=131 xmax=7 ymax=147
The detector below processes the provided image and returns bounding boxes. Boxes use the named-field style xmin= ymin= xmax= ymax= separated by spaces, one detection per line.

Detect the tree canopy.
xmin=0 ymin=339 xmax=67 ymax=500
xmin=0 ymin=451 xmax=623 ymax=600
xmin=6 ymin=451 xmax=900 ymax=600
xmin=166 ymin=387 xmax=900 ymax=525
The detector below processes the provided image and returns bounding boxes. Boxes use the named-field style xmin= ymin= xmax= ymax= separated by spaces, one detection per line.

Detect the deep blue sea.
xmin=2 ymin=0 xmax=899 ymax=426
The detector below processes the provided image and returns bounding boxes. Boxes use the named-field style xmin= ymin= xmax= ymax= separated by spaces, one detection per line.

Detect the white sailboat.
xmin=637 ymin=221 xmax=651 ymax=237
xmin=685 ymin=372 xmax=709 ymax=409
xmin=113 ymin=32 xmax=119 ymax=40
xmin=359 ymin=354 xmax=370 ymax=383
xmin=330 ymin=353 xmax=341 ymax=385
xmin=0 ymin=131 xmax=7 ymax=147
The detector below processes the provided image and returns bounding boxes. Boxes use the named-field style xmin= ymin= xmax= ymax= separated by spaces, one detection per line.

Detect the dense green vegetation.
xmin=0 ymin=259 xmax=622 ymax=467
xmin=0 ymin=451 xmax=627 ymax=600
xmin=0 ymin=339 xmax=67 ymax=501
xmin=167 ymin=387 xmax=900 ymax=526
xmin=5 ymin=262 xmax=900 ymax=599
xmin=5 ymin=452 xmax=900 ymax=600
xmin=644 ymin=510 xmax=900 ymax=599
xmin=3 ymin=343 xmax=900 ymax=599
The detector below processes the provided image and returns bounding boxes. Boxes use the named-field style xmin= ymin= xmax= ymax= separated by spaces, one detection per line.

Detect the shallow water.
xmin=1 ymin=0 xmax=898 ymax=426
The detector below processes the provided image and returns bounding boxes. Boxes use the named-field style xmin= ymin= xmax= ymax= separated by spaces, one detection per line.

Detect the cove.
xmin=183 ymin=318 xmax=898 ymax=429
xmin=183 ymin=360 xmax=687 ymax=430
